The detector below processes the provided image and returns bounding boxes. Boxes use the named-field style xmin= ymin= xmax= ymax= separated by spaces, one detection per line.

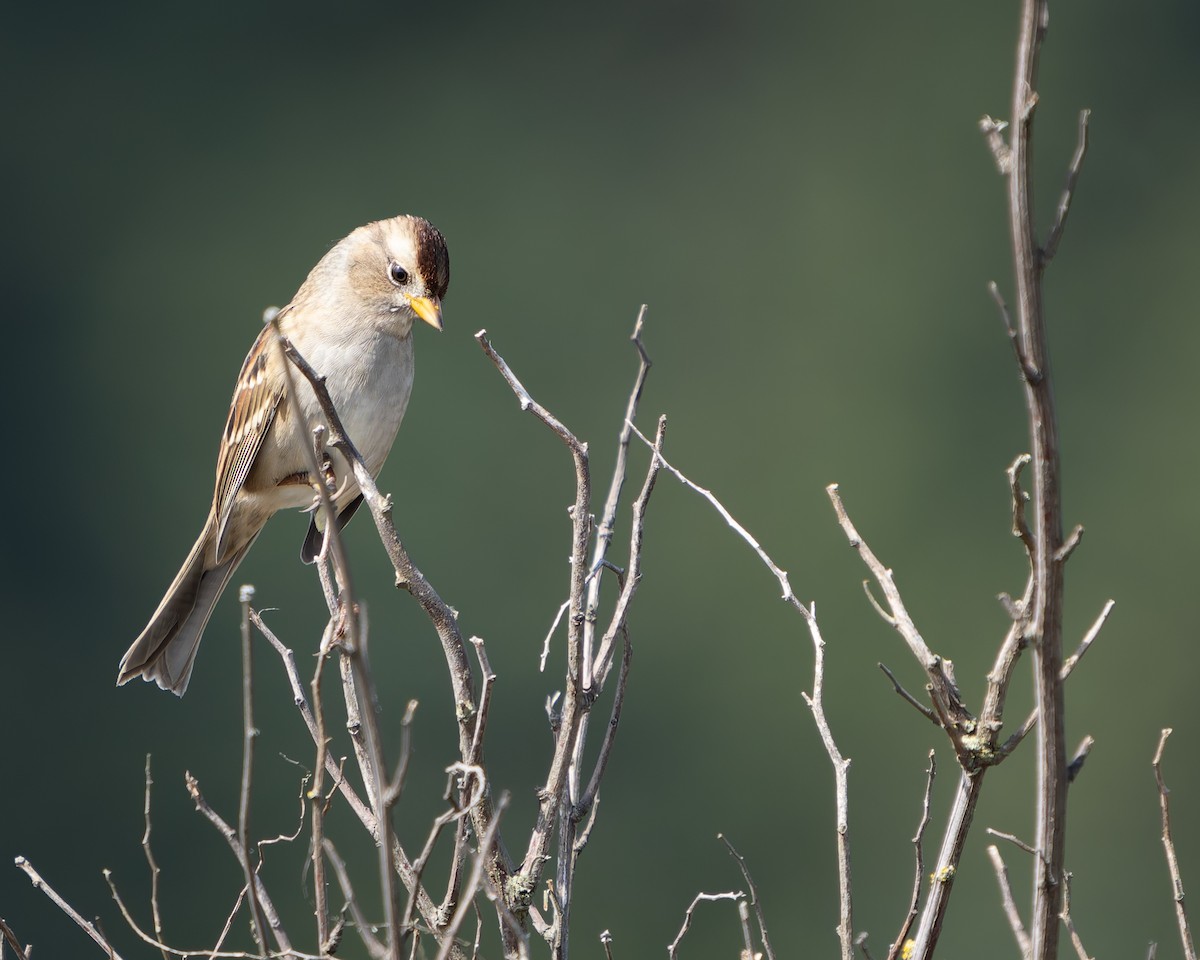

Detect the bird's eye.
xmin=389 ymin=263 xmax=410 ymax=285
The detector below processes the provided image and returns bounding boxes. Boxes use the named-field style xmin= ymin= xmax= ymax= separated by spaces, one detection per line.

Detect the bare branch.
xmin=183 ymin=773 xmax=293 ymax=955
xmin=592 ymin=415 xmax=666 ymax=688
xmin=1059 ymin=873 xmax=1093 ymax=960
xmin=1154 ymin=729 xmax=1197 ymax=960
xmin=1053 ymin=525 xmax=1084 ymax=564
xmin=1061 ymin=600 xmax=1114 ymax=677
xmin=987 ymin=845 xmax=1031 ymax=960
xmin=324 ymin=838 xmax=388 ymax=960
xmin=827 ymin=484 xmax=979 ymax=771
xmin=1041 ymin=109 xmax=1092 ymax=266
xmin=583 ymin=306 xmax=652 ymax=689
xmin=887 ymin=751 xmax=936 ymax=960
xmin=435 ymin=794 xmax=515 ymax=960
xmin=998 ymin=599 xmax=1115 ymax=759
xmin=987 ymin=828 xmax=1042 ymax=865
xmin=736 ymin=901 xmax=756 ymax=960
xmin=15 ymin=856 xmax=127 ymax=959
xmin=631 ymin=423 xmax=799 ymax=607
xmin=0 ymin=916 xmax=27 ymax=955
xmin=667 ymin=892 xmax=745 ymax=960
xmin=475 ymin=330 xmax=588 ymax=459
xmin=719 ymin=834 xmax=777 ymax=960
xmin=140 ymin=755 xmax=168 ymax=960
xmin=801 ymin=601 xmax=854 ymax=960
xmin=624 ymin=431 xmax=853 ymax=958
xmin=105 ymin=870 xmax=326 ymax=960
xmin=877 ymin=663 xmax=938 ymax=726
xmin=577 ymin=630 xmax=632 ymax=818
xmin=1000 ymin=4 xmax=1072 ymax=951
xmin=278 ymin=327 xmax=513 ymax=941
xmin=989 ymin=284 xmax=1038 ymax=383
xmin=0 ymin=918 xmax=29 ymax=960
xmin=236 ymin=585 xmax=268 ymax=953
xmin=477 ymin=331 xmax=591 ymax=920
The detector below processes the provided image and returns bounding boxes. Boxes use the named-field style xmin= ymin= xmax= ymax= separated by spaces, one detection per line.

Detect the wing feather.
xmin=213 ymin=326 xmax=285 ymax=558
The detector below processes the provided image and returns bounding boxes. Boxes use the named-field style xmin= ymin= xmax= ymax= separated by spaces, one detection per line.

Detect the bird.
xmin=118 ymin=214 xmax=449 ymax=696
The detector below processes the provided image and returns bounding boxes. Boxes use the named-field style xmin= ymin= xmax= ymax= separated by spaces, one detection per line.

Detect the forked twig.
xmin=667 ymin=892 xmax=744 ymax=960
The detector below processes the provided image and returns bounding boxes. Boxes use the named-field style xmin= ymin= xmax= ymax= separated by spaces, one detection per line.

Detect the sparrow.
xmin=118 ymin=214 xmax=450 ymax=695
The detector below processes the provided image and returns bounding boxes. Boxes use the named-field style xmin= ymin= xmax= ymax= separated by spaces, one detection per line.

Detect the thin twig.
xmin=719 ymin=835 xmax=777 ymax=960
xmin=1041 ymin=109 xmax=1092 ymax=265
xmin=577 ymin=630 xmax=632 ymax=819
xmin=323 ymin=838 xmax=388 ymax=960
xmin=15 ymin=857 xmax=127 ymax=959
xmin=104 ymin=870 xmax=326 ymax=960
xmin=987 ymin=828 xmax=1041 ymax=860
xmin=625 ymin=429 xmax=856 ymax=958
xmin=667 ymin=892 xmax=745 ymax=960
xmin=736 ymin=901 xmax=755 ymax=960
xmin=0 ymin=919 xmax=29 ymax=960
xmin=1154 ymin=729 xmax=1197 ymax=960
xmin=236 ymin=585 xmax=268 ymax=953
xmin=828 ymin=485 xmax=981 ymax=778
xmin=801 ymin=600 xmax=854 ymax=960
xmin=1059 ymin=873 xmax=1093 ymax=960
xmin=592 ymin=415 xmax=666 ymax=689
xmin=630 ymin=423 xmax=798 ymax=606
xmin=987 ymin=845 xmax=1032 ymax=959
xmin=183 ymin=773 xmax=293 ymax=954
xmin=877 ymin=663 xmax=938 ymax=726
xmin=887 ymin=751 xmax=936 ymax=960
xmin=309 ymin=625 xmax=332 ymax=951
xmin=404 ymin=762 xmax=488 ymax=935
xmin=253 ymin=610 xmax=448 ymax=936
xmin=477 ymin=331 xmax=593 ymax=951
xmin=140 ymin=755 xmax=168 ymax=960
xmin=998 ymin=599 xmax=1114 ymax=759
xmin=435 ymin=793 xmax=514 ymax=960
xmin=583 ymin=306 xmax=652 ymax=690
xmin=279 ymin=325 xmax=512 ymax=951
xmin=989 ymin=283 xmax=1035 ymax=382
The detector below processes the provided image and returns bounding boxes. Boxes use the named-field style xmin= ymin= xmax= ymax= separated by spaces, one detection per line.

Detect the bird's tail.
xmin=118 ymin=521 xmax=252 ymax=696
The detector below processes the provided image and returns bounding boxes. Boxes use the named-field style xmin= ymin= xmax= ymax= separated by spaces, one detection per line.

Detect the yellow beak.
xmin=407 ymin=295 xmax=443 ymax=331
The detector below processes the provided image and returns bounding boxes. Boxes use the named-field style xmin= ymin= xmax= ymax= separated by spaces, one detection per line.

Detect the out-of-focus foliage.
xmin=3 ymin=2 xmax=1198 ymax=957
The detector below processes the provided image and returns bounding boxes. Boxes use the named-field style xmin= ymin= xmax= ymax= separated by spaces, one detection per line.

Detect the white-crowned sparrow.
xmin=118 ymin=214 xmax=449 ymax=695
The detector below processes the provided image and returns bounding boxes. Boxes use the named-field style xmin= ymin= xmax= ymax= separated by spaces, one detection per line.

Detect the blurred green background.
xmin=4 ymin=1 xmax=1199 ymax=957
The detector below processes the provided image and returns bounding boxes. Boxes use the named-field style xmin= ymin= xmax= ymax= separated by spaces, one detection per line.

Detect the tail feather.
xmin=119 ymin=525 xmax=253 ymax=696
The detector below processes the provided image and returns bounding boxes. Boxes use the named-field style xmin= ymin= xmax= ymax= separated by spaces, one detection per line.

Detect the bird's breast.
xmin=288 ymin=325 xmax=416 ymax=478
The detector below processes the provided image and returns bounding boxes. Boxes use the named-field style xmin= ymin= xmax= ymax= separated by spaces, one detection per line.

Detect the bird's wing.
xmin=213 ymin=324 xmax=285 ymax=560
